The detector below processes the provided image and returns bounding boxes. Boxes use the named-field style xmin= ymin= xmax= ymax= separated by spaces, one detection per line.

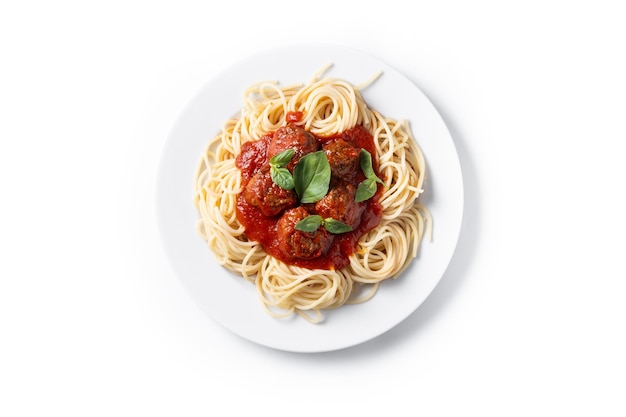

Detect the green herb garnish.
xmin=355 ymin=149 xmax=385 ymax=202
xmin=269 ymin=149 xmax=295 ymax=190
xmin=293 ymin=150 xmax=331 ymax=203
xmin=294 ymin=215 xmax=353 ymax=234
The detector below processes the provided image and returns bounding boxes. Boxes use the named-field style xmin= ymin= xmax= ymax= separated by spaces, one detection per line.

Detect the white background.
xmin=1 ymin=0 xmax=625 ymax=415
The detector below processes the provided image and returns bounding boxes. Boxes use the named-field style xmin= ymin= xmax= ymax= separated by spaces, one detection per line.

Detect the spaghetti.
xmin=194 ymin=67 xmax=431 ymax=322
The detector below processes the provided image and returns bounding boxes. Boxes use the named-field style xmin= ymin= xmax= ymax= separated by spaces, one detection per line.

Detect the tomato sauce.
xmin=235 ymin=114 xmax=383 ymax=270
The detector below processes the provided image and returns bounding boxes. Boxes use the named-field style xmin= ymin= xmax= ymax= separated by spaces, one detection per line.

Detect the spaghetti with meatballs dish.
xmin=193 ymin=66 xmax=431 ymax=322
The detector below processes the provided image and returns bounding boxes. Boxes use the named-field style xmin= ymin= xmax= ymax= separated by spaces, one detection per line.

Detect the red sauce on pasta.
xmin=286 ymin=111 xmax=303 ymax=123
xmin=235 ymin=114 xmax=383 ymax=270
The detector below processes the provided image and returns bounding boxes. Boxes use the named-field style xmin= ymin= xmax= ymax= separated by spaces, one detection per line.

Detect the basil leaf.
xmin=355 ymin=178 xmax=377 ymax=202
xmin=295 ymin=215 xmax=353 ymax=234
xmin=295 ymin=215 xmax=323 ymax=232
xmin=270 ymin=166 xmax=295 ymax=190
xmin=293 ymin=151 xmax=331 ymax=203
xmin=360 ymin=149 xmax=384 ymax=184
xmin=270 ymin=149 xmax=294 ymax=168
xmin=323 ymin=218 xmax=353 ymax=234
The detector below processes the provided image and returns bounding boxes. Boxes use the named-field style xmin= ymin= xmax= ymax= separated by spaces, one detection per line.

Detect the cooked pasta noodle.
xmin=194 ymin=67 xmax=431 ymax=322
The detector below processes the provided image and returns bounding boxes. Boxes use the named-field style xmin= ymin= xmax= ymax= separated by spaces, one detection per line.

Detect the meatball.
xmin=277 ymin=207 xmax=333 ymax=259
xmin=322 ymin=138 xmax=360 ymax=182
xmin=235 ymin=135 xmax=271 ymax=183
xmin=268 ymin=124 xmax=319 ymax=169
xmin=315 ymin=182 xmax=365 ymax=228
xmin=244 ymin=166 xmax=297 ymax=217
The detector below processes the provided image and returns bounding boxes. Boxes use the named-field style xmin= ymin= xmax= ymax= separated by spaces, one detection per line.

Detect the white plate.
xmin=156 ymin=44 xmax=464 ymax=353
